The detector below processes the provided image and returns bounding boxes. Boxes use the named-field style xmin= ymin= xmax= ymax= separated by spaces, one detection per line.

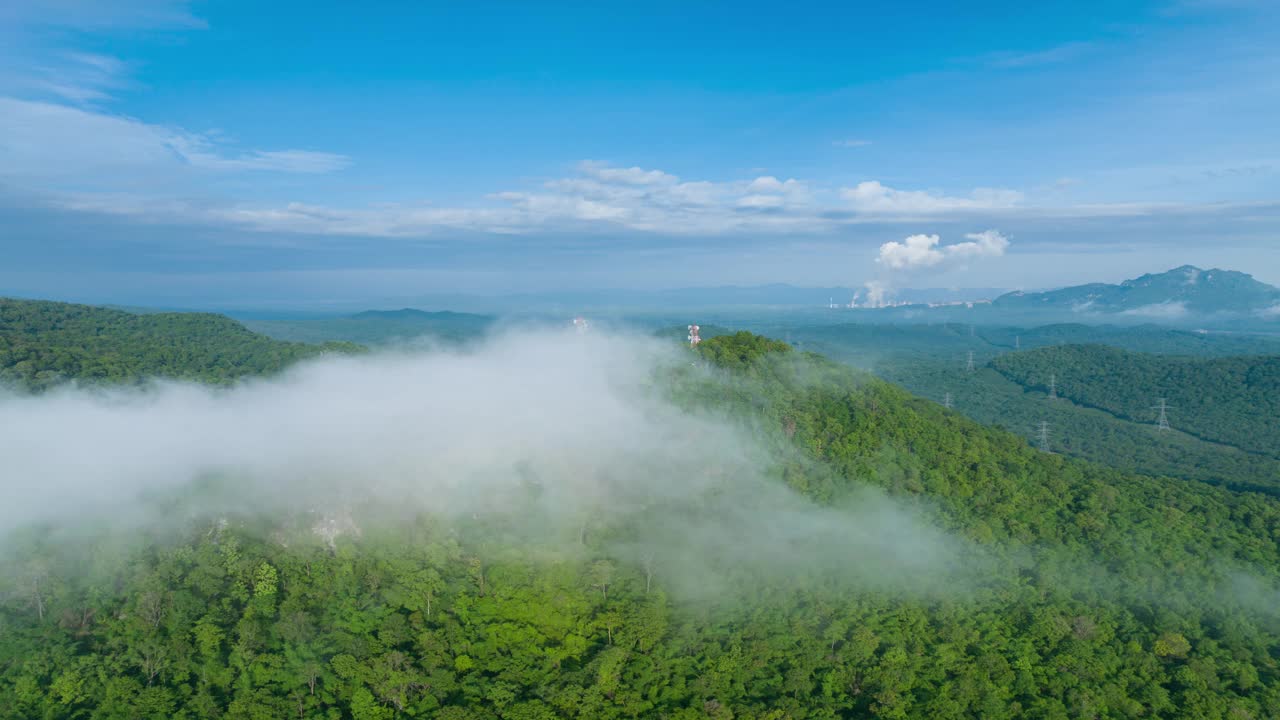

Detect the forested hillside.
xmin=3 ymin=331 xmax=1280 ymax=718
xmin=781 ymin=322 xmax=1280 ymax=493
xmin=991 ymin=345 xmax=1280 ymax=457
xmin=783 ymin=322 xmax=1280 ymax=368
xmin=880 ymin=360 xmax=1280 ymax=496
xmin=0 ymin=298 xmax=362 ymax=391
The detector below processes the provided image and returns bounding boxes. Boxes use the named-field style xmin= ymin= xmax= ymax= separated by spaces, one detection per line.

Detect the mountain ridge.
xmin=994 ymin=265 xmax=1280 ymax=316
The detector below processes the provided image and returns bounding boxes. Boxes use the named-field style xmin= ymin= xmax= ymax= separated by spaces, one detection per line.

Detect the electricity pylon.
xmin=1151 ymin=398 xmax=1173 ymax=431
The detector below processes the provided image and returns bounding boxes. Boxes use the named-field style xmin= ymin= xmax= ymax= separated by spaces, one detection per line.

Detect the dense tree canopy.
xmin=2 ymin=326 xmax=1280 ymax=718
xmin=0 ymin=298 xmax=362 ymax=391
xmin=991 ymin=344 xmax=1280 ymax=457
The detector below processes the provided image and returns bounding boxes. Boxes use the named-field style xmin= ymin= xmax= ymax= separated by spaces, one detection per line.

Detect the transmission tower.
xmin=1048 ymin=373 xmax=1057 ymax=400
xmin=1036 ymin=421 xmax=1052 ymax=452
xmin=966 ymin=351 xmax=976 ymax=372
xmin=687 ymin=324 xmax=701 ymax=346
xmin=1151 ymin=398 xmax=1173 ymax=431
xmin=1015 ymin=335 xmax=1021 ymax=350
xmin=572 ymin=316 xmax=589 ymax=334
xmin=943 ymin=392 xmax=953 ymax=410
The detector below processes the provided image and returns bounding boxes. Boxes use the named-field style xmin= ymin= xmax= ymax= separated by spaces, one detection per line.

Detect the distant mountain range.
xmin=993 ymin=266 xmax=1280 ymax=318
xmin=242 ymin=308 xmax=495 ymax=345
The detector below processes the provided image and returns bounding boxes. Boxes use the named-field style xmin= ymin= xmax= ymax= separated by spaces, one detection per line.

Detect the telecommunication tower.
xmin=1036 ymin=421 xmax=1051 ymax=452
xmin=572 ymin=316 xmax=589 ymax=334
xmin=1151 ymin=398 xmax=1173 ymax=431
xmin=687 ymin=324 xmax=701 ymax=346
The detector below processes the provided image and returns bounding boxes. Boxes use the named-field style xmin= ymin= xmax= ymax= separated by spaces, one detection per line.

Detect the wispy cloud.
xmin=0 ymin=0 xmax=205 ymax=31
xmin=833 ymin=139 xmax=873 ymax=148
xmin=0 ymin=98 xmax=351 ymax=182
xmin=842 ymin=181 xmax=1023 ymax=214
xmin=983 ymin=41 xmax=1094 ymax=69
xmin=0 ymin=49 xmax=136 ymax=105
xmin=10 ymin=124 xmax=1266 ymax=240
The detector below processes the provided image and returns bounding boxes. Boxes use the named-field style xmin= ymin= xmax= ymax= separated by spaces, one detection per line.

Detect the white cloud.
xmin=842 ymin=180 xmax=1023 ymax=215
xmin=0 ymin=51 xmax=133 ymax=104
xmin=577 ymin=160 xmax=677 ymax=186
xmin=833 ymin=139 xmax=873 ymax=148
xmin=0 ymin=97 xmax=1248 ymax=241
xmin=876 ymin=230 xmax=1010 ymax=270
xmin=0 ymin=98 xmax=350 ymax=182
xmin=877 ymin=234 xmax=946 ymax=269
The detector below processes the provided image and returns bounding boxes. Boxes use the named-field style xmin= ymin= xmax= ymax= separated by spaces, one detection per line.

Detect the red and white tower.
xmin=687 ymin=324 xmax=701 ymax=346
xmin=572 ymin=316 xmax=589 ymax=334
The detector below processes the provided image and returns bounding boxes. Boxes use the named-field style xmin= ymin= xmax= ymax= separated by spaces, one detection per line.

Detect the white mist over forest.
xmin=0 ymin=329 xmax=969 ymax=596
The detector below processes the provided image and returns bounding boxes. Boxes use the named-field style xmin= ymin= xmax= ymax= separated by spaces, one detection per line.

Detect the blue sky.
xmin=0 ymin=0 xmax=1277 ymax=308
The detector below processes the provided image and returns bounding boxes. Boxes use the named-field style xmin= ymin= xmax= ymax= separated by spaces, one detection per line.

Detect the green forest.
xmin=0 ymin=299 xmax=362 ymax=391
xmin=779 ymin=322 xmax=1280 ymax=495
xmin=4 ymin=324 xmax=1280 ymax=718
xmin=991 ymin=345 xmax=1280 ymax=457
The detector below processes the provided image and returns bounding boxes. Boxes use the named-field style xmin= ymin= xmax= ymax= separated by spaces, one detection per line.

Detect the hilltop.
xmin=0 ymin=298 xmax=361 ymax=391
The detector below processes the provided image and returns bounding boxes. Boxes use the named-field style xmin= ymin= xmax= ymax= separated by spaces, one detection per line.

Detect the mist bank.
xmin=0 ymin=329 xmax=979 ymax=599
xmin=3 ymin=327 xmax=1279 ymax=618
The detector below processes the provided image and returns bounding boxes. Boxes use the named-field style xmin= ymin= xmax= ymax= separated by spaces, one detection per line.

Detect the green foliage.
xmin=695 ymin=331 xmax=792 ymax=369
xmin=3 ymin=328 xmax=1280 ymax=718
xmin=790 ymin=321 xmax=1280 ymax=494
xmin=0 ymin=298 xmax=363 ymax=391
xmin=992 ymin=344 xmax=1280 ymax=457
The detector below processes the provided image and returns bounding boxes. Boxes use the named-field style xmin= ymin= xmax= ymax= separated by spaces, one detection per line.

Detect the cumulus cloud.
xmin=853 ymin=230 xmax=1010 ymax=307
xmin=876 ymin=230 xmax=1010 ymax=270
xmin=843 ymin=181 xmax=1023 ymax=215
